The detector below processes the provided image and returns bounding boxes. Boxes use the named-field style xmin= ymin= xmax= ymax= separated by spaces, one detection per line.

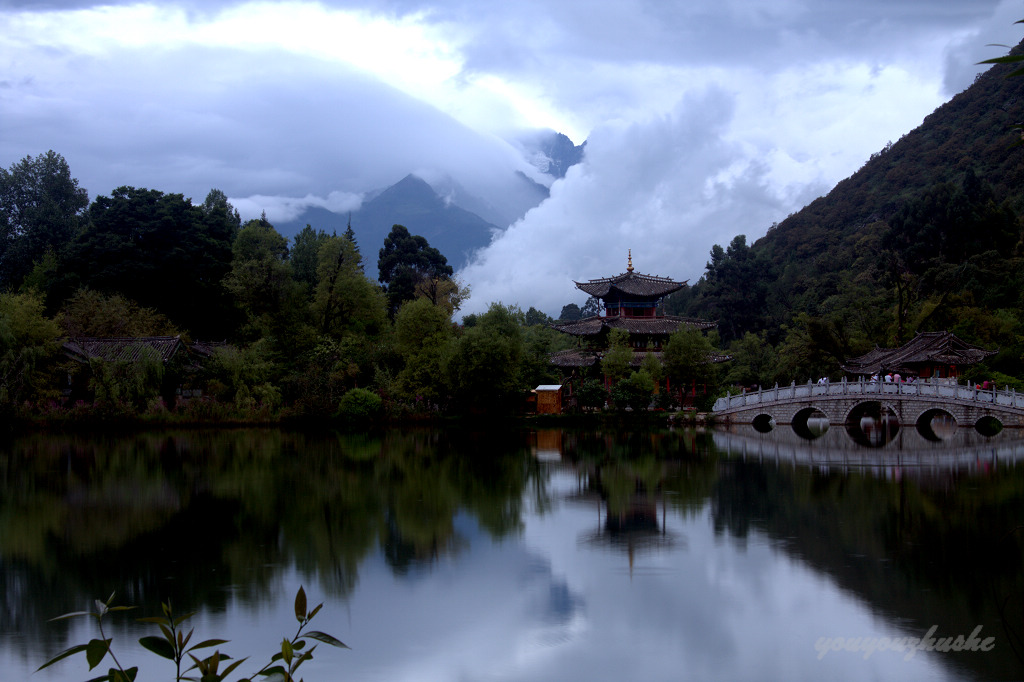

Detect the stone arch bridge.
xmin=713 ymin=378 xmax=1024 ymax=433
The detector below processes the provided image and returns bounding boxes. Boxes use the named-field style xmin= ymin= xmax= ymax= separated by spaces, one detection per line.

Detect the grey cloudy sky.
xmin=2 ymin=0 xmax=1021 ymax=316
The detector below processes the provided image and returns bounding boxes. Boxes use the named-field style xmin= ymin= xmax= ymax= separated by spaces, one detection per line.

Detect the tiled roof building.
xmin=551 ymin=252 xmax=720 ymax=369
xmin=62 ymin=336 xmax=187 ymax=364
xmin=841 ymin=331 xmax=996 ymax=379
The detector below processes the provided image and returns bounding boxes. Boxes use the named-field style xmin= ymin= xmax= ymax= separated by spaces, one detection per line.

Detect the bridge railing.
xmin=712 ymin=377 xmax=1024 ymax=412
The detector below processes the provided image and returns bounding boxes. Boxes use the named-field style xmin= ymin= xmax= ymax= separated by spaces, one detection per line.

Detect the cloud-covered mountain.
xmin=277 ymin=172 xmax=542 ymax=274
xmin=274 ymin=135 xmax=580 ymax=273
xmin=516 ymin=131 xmax=587 ymax=181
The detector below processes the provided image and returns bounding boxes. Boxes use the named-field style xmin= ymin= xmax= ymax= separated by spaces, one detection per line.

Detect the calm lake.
xmin=2 ymin=423 xmax=1024 ymax=681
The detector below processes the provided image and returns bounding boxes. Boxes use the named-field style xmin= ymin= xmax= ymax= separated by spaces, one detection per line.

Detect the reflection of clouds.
xmin=536 ymin=581 xmax=579 ymax=626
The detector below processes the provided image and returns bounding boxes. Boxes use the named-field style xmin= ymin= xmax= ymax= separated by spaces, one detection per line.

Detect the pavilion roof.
xmin=841 ymin=331 xmax=997 ymax=375
xmin=549 ymin=348 xmax=731 ymax=368
xmin=63 ymin=336 xmax=186 ymax=364
xmin=575 ymin=270 xmax=685 ymax=299
xmin=550 ymin=349 xmax=601 ymax=367
xmin=552 ymin=315 xmax=716 ymax=337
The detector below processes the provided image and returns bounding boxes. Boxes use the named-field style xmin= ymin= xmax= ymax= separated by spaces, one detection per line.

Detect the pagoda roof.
xmin=550 ymin=348 xmax=731 ymax=368
xmin=841 ymin=331 xmax=997 ymax=375
xmin=552 ymin=315 xmax=716 ymax=337
xmin=575 ymin=270 xmax=685 ymax=299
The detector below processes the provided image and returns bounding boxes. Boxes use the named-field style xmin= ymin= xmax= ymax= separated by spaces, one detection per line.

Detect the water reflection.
xmin=918 ymin=413 xmax=958 ymax=442
xmin=716 ymin=421 xmax=1024 ymax=474
xmin=793 ymin=412 xmax=830 ymax=440
xmin=1 ymin=427 xmax=1023 ymax=681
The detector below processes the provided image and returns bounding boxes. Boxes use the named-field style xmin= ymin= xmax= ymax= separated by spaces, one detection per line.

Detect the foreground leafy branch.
xmin=38 ymin=587 xmax=347 ymax=682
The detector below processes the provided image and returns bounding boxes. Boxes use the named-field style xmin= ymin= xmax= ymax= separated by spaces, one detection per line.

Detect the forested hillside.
xmin=667 ymin=40 xmax=1024 ymax=388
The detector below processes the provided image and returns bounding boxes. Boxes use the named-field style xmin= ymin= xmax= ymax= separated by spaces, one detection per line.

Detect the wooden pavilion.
xmin=841 ymin=331 xmax=996 ymax=380
xmin=549 ymin=252 xmax=725 ymax=406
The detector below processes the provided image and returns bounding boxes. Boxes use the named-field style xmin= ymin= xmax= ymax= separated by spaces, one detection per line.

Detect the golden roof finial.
xmin=627 ymin=249 xmax=633 ymax=273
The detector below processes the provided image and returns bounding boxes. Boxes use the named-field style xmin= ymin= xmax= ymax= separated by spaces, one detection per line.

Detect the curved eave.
xmin=549 ymin=349 xmax=731 ymax=368
xmin=574 ymin=271 xmax=686 ymax=299
xmin=550 ymin=349 xmax=600 ymax=367
xmin=551 ymin=315 xmax=717 ymax=337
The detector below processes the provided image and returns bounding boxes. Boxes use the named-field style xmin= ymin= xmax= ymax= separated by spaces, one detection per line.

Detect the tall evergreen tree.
xmin=377 ymin=224 xmax=452 ymax=317
xmin=343 ymin=214 xmax=362 ymax=270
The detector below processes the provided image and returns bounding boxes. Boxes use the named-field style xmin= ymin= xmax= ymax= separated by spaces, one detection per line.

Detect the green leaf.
xmin=185 ymin=638 xmax=229 ymax=652
xmin=305 ymin=631 xmax=350 ymax=649
xmin=294 ymin=586 xmax=307 ymax=623
xmin=85 ymin=638 xmax=111 ymax=670
xmin=281 ymin=637 xmax=293 ymax=664
xmin=107 ymin=605 xmax=137 ymax=613
xmin=48 ymin=610 xmax=93 ymax=622
xmin=258 ymin=666 xmax=288 ymax=682
xmin=173 ymin=612 xmax=196 ymax=627
xmin=979 ymin=55 xmax=1024 ymax=65
xmin=307 ymin=603 xmax=322 ymax=621
xmin=139 ymin=635 xmax=176 ymax=660
xmin=36 ymin=643 xmax=89 ymax=671
xmin=218 ymin=656 xmax=248 ymax=679
xmin=110 ymin=666 xmax=139 ymax=682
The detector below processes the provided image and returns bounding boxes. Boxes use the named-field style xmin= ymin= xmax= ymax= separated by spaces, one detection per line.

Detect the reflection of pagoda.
xmin=549 ymin=252 xmax=724 ymax=399
xmin=572 ymin=478 xmax=679 ymax=576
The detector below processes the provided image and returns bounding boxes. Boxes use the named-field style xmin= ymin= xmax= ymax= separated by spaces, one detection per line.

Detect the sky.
xmin=2 ymin=0 xmax=1023 ymax=318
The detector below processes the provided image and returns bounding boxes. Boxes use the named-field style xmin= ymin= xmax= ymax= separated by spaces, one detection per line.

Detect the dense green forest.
xmin=0 ymin=150 xmax=596 ymax=422
xmin=665 ymin=42 xmax=1024 ymax=391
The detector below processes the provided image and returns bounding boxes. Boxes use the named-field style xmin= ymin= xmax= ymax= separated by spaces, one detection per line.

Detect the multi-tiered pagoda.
xmin=549 ymin=252 xmax=718 ymax=371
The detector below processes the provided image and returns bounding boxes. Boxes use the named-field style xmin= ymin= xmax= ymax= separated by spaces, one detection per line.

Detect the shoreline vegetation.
xmin=0 ymin=401 xmax=716 ymax=435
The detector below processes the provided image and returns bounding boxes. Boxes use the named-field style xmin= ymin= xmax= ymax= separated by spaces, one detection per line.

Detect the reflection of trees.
xmin=558 ymin=428 xmax=719 ymax=517
xmin=710 ymin=457 xmax=1024 ymax=680
xmin=0 ymin=427 xmax=536 ymax=650
xmin=377 ymin=428 xmax=533 ymax=572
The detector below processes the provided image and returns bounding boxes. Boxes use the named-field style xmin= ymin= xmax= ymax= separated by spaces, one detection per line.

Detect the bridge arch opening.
xmin=791 ymin=407 xmax=829 ymax=440
xmin=916 ymin=409 xmax=957 ymax=442
xmin=751 ymin=414 xmax=775 ymax=433
xmin=976 ymin=415 xmax=1003 ymax=437
xmin=845 ymin=401 xmax=899 ymax=447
